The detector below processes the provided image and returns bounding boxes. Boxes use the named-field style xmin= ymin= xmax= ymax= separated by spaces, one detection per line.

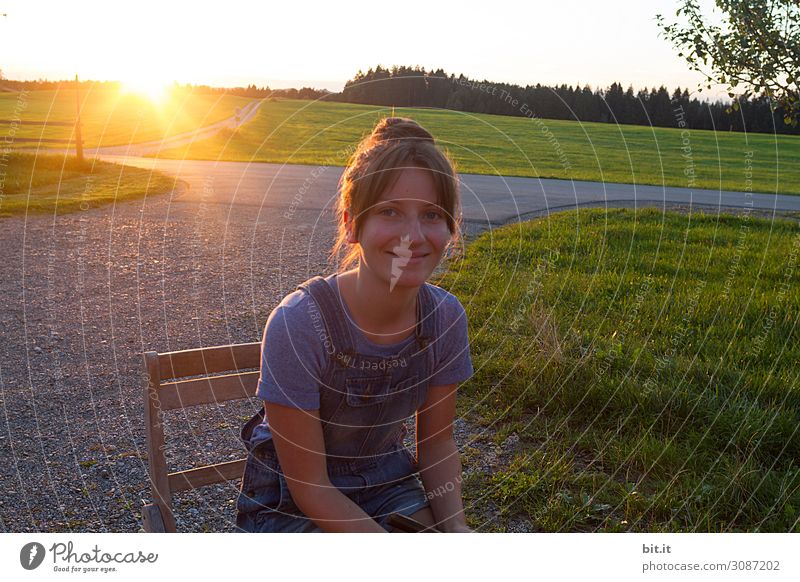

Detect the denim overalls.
xmin=235 ymin=275 xmax=436 ymax=531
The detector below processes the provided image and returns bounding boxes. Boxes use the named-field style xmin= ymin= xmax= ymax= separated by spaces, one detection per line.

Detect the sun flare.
xmin=119 ymin=77 xmax=173 ymax=104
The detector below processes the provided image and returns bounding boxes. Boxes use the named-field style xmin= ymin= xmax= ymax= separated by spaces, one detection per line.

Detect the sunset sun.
xmin=119 ymin=77 xmax=172 ymax=103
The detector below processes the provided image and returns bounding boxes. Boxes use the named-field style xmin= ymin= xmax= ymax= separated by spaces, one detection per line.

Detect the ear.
xmin=343 ymin=209 xmax=357 ymax=244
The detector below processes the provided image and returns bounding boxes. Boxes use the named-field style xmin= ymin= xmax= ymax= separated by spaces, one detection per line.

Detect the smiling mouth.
xmin=387 ymin=252 xmax=429 ymax=259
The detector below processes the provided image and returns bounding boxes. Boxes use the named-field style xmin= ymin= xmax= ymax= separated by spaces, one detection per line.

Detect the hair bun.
xmin=372 ymin=117 xmax=434 ymax=144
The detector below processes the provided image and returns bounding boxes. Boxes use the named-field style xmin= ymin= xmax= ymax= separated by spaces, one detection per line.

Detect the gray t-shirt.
xmin=251 ymin=273 xmax=474 ymax=444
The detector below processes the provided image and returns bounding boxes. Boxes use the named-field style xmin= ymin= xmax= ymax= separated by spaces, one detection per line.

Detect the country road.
xmin=85 ymin=99 xmax=264 ymax=157
xmin=97 ymin=154 xmax=800 ymax=236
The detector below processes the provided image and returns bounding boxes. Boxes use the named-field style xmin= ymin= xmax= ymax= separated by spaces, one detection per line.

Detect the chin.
xmin=386 ymin=269 xmax=430 ymax=290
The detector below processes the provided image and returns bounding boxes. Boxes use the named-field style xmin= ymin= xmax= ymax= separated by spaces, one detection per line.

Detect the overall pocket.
xmin=236 ymin=450 xmax=293 ymax=515
xmin=345 ymin=374 xmax=393 ymax=407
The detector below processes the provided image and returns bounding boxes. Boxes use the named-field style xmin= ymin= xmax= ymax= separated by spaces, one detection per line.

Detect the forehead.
xmin=377 ymin=167 xmax=439 ymax=203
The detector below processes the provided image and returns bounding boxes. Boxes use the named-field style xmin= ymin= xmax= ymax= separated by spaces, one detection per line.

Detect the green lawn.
xmin=0 ymin=87 xmax=255 ymax=148
xmin=0 ymin=153 xmax=176 ymax=216
xmin=154 ymin=99 xmax=800 ymax=195
xmin=435 ymin=208 xmax=800 ymax=532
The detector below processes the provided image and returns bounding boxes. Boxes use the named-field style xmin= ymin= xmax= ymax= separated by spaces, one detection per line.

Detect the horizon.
xmin=0 ymin=0 xmax=731 ymax=100
xmin=0 ymin=70 xmax=733 ymax=105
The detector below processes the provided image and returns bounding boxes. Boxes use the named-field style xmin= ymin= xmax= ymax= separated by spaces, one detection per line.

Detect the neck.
xmin=340 ymin=267 xmax=419 ymax=334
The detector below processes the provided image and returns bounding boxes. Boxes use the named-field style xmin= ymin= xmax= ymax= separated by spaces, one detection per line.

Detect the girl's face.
xmin=347 ymin=167 xmax=452 ymax=290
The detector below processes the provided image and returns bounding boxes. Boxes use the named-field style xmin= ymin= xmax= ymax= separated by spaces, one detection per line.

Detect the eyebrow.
xmin=376 ymin=199 xmax=439 ymax=207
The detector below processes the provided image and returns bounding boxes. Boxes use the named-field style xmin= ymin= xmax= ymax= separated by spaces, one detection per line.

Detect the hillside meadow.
xmin=0 ymin=87 xmax=254 ymax=149
xmin=154 ymin=98 xmax=800 ymax=195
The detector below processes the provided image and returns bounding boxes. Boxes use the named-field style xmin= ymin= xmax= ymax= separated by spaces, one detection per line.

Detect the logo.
xmin=20 ymin=542 xmax=46 ymax=570
xmin=389 ymin=233 xmax=413 ymax=291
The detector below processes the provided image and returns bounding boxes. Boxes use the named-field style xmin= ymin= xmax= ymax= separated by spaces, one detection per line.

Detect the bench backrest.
xmin=142 ymin=342 xmax=261 ymax=532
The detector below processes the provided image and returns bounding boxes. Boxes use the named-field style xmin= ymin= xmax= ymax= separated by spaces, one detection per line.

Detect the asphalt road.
xmin=86 ymin=100 xmax=264 ymax=156
xmin=97 ymin=155 xmax=800 ymax=235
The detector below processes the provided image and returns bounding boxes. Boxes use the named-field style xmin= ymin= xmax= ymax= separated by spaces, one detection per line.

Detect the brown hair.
xmin=329 ymin=117 xmax=461 ymax=272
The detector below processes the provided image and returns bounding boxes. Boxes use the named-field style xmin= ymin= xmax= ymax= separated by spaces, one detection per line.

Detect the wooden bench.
xmin=140 ymin=341 xmax=437 ymax=533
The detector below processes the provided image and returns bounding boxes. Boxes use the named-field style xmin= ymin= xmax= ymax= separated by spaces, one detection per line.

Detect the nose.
xmin=402 ymin=213 xmax=427 ymax=244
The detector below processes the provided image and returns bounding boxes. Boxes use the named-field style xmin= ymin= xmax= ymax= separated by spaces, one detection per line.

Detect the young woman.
xmin=236 ymin=117 xmax=474 ymax=533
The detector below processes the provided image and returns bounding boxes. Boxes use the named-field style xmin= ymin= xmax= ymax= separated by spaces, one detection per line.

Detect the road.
xmin=86 ymin=99 xmax=264 ymax=156
xmin=96 ymin=155 xmax=800 ymax=235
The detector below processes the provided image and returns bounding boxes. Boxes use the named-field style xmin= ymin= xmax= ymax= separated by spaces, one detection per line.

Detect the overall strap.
xmin=415 ymin=283 xmax=438 ymax=350
xmin=296 ymin=275 xmax=357 ymax=368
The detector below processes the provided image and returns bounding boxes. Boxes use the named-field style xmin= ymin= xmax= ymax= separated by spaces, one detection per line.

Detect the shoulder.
xmin=265 ymin=284 xmax=326 ymax=341
xmin=424 ymin=282 xmax=468 ymax=326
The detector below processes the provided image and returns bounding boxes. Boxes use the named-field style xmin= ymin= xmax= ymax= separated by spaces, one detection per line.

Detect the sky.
xmin=0 ymin=0 xmax=726 ymax=98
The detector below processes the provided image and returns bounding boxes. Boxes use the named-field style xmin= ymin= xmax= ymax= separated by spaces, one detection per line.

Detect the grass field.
xmin=0 ymin=87 xmax=255 ymax=148
xmin=0 ymin=153 xmax=176 ymax=216
xmin=154 ymin=99 xmax=800 ymax=196
xmin=434 ymin=208 xmax=800 ymax=532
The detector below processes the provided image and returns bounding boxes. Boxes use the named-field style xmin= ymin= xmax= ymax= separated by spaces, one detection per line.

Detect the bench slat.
xmin=159 ymin=371 xmax=259 ymax=410
xmin=158 ymin=342 xmax=261 ymax=381
xmin=168 ymin=459 xmax=247 ymax=492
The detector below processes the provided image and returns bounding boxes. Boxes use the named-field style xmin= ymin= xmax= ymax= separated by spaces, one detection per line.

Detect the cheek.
xmin=427 ymin=224 xmax=452 ymax=250
xmin=359 ymin=220 xmax=395 ymax=246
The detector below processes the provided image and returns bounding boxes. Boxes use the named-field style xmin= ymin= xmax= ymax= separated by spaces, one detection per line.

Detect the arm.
xmin=416 ymin=383 xmax=472 ymax=532
xmin=266 ymin=401 xmax=387 ymax=533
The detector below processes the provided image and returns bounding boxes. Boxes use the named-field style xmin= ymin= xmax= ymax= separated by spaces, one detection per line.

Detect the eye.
xmin=425 ymin=210 xmax=444 ymax=220
xmin=378 ymin=207 xmax=398 ymax=217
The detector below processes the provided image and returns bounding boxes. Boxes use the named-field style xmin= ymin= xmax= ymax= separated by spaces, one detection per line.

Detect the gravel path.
xmin=0 ymin=185 xmax=516 ymax=533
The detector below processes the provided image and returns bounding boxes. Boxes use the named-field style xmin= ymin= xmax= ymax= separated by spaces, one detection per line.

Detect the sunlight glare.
xmin=119 ymin=77 xmax=173 ymax=104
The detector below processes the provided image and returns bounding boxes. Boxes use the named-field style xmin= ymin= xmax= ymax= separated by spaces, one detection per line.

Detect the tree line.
xmin=3 ymin=67 xmax=796 ymax=135
xmin=328 ymin=65 xmax=799 ymax=135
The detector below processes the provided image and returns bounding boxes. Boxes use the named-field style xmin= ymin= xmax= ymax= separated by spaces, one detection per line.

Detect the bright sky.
xmin=1 ymin=0 xmax=724 ymax=98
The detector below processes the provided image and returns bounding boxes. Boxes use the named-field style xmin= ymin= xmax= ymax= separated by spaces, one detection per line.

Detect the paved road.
xmin=96 ymin=155 xmax=800 ymax=235
xmin=87 ymin=100 xmax=264 ymax=156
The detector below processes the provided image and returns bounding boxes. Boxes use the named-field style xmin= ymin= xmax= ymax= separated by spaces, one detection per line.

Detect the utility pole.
xmin=74 ymin=74 xmax=84 ymax=164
